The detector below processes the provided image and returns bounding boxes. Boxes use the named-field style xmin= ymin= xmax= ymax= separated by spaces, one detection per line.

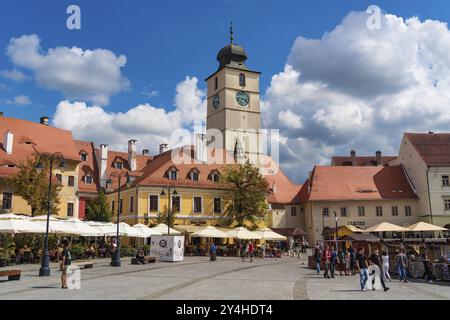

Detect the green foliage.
xmin=220 ymin=161 xmax=269 ymax=228
xmin=4 ymin=157 xmax=62 ymax=216
xmin=156 ymin=205 xmax=175 ymax=228
xmin=85 ymin=190 xmax=112 ymax=222
xmin=71 ymin=243 xmax=84 ymax=260
xmin=0 ymin=235 xmax=15 ymax=263
xmin=142 ymin=244 xmax=150 ymax=255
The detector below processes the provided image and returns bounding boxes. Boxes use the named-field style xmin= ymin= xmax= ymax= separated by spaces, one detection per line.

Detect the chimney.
xmin=3 ymin=130 xmax=13 ymax=155
xmin=194 ymin=133 xmax=206 ymax=163
xmin=40 ymin=116 xmax=49 ymax=126
xmin=159 ymin=143 xmax=168 ymax=154
xmin=0 ymin=112 xmax=4 ymax=117
xmin=350 ymin=150 xmax=357 ymax=166
xmin=375 ymin=150 xmax=382 ymax=166
xmin=128 ymin=139 xmax=137 ymax=171
xmin=142 ymin=149 xmax=149 ymax=156
xmin=99 ymin=144 xmax=108 ymax=188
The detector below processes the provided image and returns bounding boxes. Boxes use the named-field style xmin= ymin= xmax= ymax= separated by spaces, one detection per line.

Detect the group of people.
xmin=314 ymin=243 xmax=437 ymax=292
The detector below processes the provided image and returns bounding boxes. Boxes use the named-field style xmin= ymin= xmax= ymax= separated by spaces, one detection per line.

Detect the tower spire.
xmin=230 ymin=22 xmax=234 ymax=44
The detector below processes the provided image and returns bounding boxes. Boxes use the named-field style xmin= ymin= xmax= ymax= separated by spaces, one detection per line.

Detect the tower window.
xmin=215 ymin=77 xmax=218 ymax=90
xmin=239 ymin=73 xmax=246 ymax=87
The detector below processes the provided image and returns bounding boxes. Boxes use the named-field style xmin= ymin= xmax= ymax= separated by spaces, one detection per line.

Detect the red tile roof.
xmin=0 ymin=117 xmax=80 ymax=164
xmin=299 ymin=165 xmax=417 ymax=202
xmin=405 ymin=133 xmax=450 ymax=166
xmin=264 ymin=158 xmax=300 ymax=205
xmin=331 ymin=156 xmax=396 ymax=166
xmin=75 ymin=140 xmax=100 ymax=194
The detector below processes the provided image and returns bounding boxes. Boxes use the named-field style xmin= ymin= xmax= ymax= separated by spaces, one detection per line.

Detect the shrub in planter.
xmin=142 ymin=244 xmax=150 ymax=255
xmin=71 ymin=243 xmax=85 ymax=260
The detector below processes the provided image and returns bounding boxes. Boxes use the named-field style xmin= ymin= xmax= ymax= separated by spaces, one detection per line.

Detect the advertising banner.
xmin=150 ymin=235 xmax=184 ymax=262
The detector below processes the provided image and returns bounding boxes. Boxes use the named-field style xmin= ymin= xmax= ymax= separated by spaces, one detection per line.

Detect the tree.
xmin=156 ymin=205 xmax=175 ymax=227
xmin=220 ymin=161 xmax=269 ymax=229
xmin=85 ymin=190 xmax=112 ymax=222
xmin=3 ymin=157 xmax=62 ymax=216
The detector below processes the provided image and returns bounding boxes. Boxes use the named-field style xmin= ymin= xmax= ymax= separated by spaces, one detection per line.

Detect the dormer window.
xmin=209 ymin=170 xmax=220 ymax=182
xmin=80 ymin=152 xmax=88 ymax=161
xmin=239 ymin=73 xmax=246 ymax=87
xmin=83 ymin=175 xmax=93 ymax=184
xmin=166 ymin=167 xmax=179 ymax=180
xmin=188 ymin=169 xmax=200 ymax=181
xmin=114 ymin=162 xmax=123 ymax=170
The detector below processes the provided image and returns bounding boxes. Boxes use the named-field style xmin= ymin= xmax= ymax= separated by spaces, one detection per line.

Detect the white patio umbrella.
xmin=104 ymin=222 xmax=147 ymax=238
xmin=227 ymin=227 xmax=262 ymax=240
xmin=255 ymin=228 xmax=287 ymax=241
xmin=0 ymin=213 xmax=31 ymax=220
xmin=406 ymin=222 xmax=448 ymax=232
xmin=31 ymin=215 xmax=78 ymax=234
xmin=363 ymin=222 xmax=410 ymax=233
xmin=63 ymin=217 xmax=101 ymax=236
xmin=191 ymin=226 xmax=230 ymax=238
xmin=152 ymin=223 xmax=182 ymax=235
xmin=132 ymin=223 xmax=163 ymax=237
xmin=0 ymin=215 xmax=45 ymax=234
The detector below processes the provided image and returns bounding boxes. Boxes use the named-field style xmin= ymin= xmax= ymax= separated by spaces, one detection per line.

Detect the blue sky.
xmin=1 ymin=0 xmax=449 ymax=118
xmin=2 ymin=1 xmax=450 ymax=182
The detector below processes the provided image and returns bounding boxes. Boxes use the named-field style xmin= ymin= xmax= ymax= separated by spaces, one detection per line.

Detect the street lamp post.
xmin=106 ymin=171 xmax=128 ymax=267
xmin=160 ymin=186 xmax=177 ymax=235
xmin=333 ymin=211 xmax=339 ymax=251
xmin=34 ymin=151 xmax=66 ymax=277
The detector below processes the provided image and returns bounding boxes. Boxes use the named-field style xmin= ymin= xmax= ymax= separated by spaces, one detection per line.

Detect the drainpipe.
xmin=426 ymin=166 xmax=434 ymax=225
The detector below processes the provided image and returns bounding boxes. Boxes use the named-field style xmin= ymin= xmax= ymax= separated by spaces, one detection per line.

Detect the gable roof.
xmin=264 ymin=159 xmax=300 ymax=205
xmin=75 ymin=140 xmax=100 ymax=194
xmin=405 ymin=132 xmax=450 ymax=166
xmin=299 ymin=165 xmax=417 ymax=202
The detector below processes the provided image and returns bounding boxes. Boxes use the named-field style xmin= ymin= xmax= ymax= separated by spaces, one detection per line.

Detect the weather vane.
xmin=230 ymin=22 xmax=234 ymax=44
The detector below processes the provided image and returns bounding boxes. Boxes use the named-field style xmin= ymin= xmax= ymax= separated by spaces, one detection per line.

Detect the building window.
xmin=56 ymin=174 xmax=62 ymax=184
xmin=149 ymin=195 xmax=158 ymax=212
xmin=444 ymin=199 xmax=450 ymax=211
xmin=213 ymin=198 xmax=221 ymax=214
xmin=111 ymin=200 xmax=115 ymax=213
xmin=443 ymin=175 xmax=450 ymax=186
xmin=193 ymin=196 xmax=202 ymax=213
xmin=119 ymin=199 xmax=123 ymax=214
xmin=391 ymin=206 xmax=399 ymax=216
xmin=376 ymin=206 xmax=383 ymax=217
xmin=405 ymin=206 xmax=412 ymax=216
xmin=323 ymin=207 xmax=329 ymax=217
xmin=210 ymin=172 xmax=220 ymax=182
xmin=80 ymin=153 xmax=87 ymax=161
xmin=130 ymin=196 xmax=134 ymax=213
xmin=214 ymin=77 xmax=218 ymax=90
xmin=172 ymin=196 xmax=181 ymax=213
xmin=358 ymin=206 xmax=365 ymax=217
xmin=68 ymin=176 xmax=75 ymax=187
xmin=67 ymin=203 xmax=74 ymax=217
xmin=83 ymin=175 xmax=93 ymax=184
xmin=340 ymin=207 xmax=347 ymax=217
xmin=114 ymin=162 xmax=123 ymax=170
xmin=239 ymin=73 xmax=246 ymax=87
xmin=169 ymin=170 xmax=178 ymax=180
xmin=2 ymin=192 xmax=12 ymax=210
xmin=291 ymin=207 xmax=297 ymax=217
xmin=191 ymin=171 xmax=199 ymax=181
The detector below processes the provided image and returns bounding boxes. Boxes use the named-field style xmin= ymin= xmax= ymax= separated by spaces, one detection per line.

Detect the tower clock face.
xmin=236 ymin=91 xmax=249 ymax=106
xmin=212 ymin=94 xmax=220 ymax=109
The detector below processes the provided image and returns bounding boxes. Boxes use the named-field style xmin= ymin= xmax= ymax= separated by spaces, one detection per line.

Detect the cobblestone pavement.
xmin=0 ymin=256 xmax=449 ymax=300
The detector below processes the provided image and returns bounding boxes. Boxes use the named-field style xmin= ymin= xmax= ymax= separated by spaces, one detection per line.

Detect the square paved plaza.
xmin=0 ymin=256 xmax=449 ymax=300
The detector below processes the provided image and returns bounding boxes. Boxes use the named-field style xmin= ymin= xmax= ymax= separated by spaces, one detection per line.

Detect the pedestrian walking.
xmin=248 ymin=241 xmax=254 ymax=262
xmin=242 ymin=242 xmax=248 ymax=262
xmin=381 ymin=251 xmax=392 ymax=282
xmin=421 ymin=252 xmax=433 ymax=283
xmin=338 ymin=250 xmax=347 ymax=276
xmin=330 ymin=246 xmax=337 ymax=278
xmin=210 ymin=242 xmax=217 ymax=261
xmin=236 ymin=241 xmax=241 ymax=258
xmin=369 ymin=248 xmax=389 ymax=292
xmin=349 ymin=246 xmax=356 ymax=275
xmin=395 ymin=249 xmax=408 ymax=282
xmin=356 ymin=247 xmax=369 ymax=291
xmin=322 ymin=245 xmax=331 ymax=279
xmin=61 ymin=239 xmax=72 ymax=289
xmin=314 ymin=244 xmax=321 ymax=274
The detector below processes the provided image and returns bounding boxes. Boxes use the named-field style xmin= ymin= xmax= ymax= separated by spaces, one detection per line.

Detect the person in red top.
xmin=248 ymin=241 xmax=254 ymax=263
xmin=322 ymin=245 xmax=331 ymax=279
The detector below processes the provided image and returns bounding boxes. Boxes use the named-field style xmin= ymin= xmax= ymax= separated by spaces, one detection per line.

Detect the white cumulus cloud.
xmin=6 ymin=34 xmax=129 ymax=105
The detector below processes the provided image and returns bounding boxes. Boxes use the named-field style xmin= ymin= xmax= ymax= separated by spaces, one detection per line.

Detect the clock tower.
xmin=205 ymin=26 xmax=262 ymax=164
